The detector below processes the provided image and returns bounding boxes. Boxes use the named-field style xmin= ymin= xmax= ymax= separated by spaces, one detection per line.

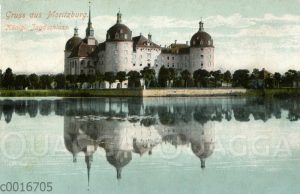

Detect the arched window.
xmin=124 ymin=34 xmax=128 ymax=39
xmin=200 ymin=40 xmax=203 ymax=45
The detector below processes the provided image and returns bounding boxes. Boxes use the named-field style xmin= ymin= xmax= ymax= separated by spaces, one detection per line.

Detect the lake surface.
xmin=0 ymin=97 xmax=299 ymax=194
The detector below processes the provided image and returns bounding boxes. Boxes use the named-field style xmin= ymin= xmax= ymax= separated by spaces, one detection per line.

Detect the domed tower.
xmin=189 ymin=21 xmax=214 ymax=73
xmin=64 ymin=27 xmax=82 ymax=75
xmin=106 ymin=150 xmax=132 ymax=179
xmin=104 ymin=10 xmax=133 ymax=73
xmin=190 ymin=125 xmax=215 ymax=169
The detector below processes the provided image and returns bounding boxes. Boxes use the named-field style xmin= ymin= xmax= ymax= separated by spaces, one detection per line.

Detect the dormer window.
xmin=115 ymin=33 xmax=119 ymax=39
xmin=200 ymin=40 xmax=203 ymax=45
xmin=124 ymin=34 xmax=128 ymax=39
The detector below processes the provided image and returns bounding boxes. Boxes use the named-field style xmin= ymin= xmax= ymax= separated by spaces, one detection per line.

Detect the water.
xmin=0 ymin=97 xmax=299 ymax=194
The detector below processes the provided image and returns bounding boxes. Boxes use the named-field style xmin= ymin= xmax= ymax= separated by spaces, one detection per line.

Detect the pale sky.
xmin=1 ymin=0 xmax=300 ymax=74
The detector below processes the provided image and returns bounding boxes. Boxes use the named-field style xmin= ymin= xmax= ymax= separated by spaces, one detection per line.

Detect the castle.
xmin=64 ymin=5 xmax=214 ymax=87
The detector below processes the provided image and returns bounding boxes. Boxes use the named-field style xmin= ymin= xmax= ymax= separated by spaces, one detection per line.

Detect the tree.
xmin=193 ymin=69 xmax=209 ymax=87
xmin=168 ymin=68 xmax=176 ymax=87
xmin=140 ymin=67 xmax=156 ymax=88
xmin=40 ymin=75 xmax=53 ymax=89
xmin=223 ymin=70 xmax=232 ymax=87
xmin=127 ymin=71 xmax=141 ymax=88
xmin=181 ymin=70 xmax=191 ymax=88
xmin=104 ymin=72 xmax=116 ymax=88
xmin=14 ymin=75 xmax=29 ymax=89
xmin=87 ymin=74 xmax=96 ymax=86
xmin=283 ymin=69 xmax=297 ymax=87
xmin=28 ymin=74 xmax=39 ymax=89
xmin=54 ymin=74 xmax=65 ymax=89
xmin=0 ymin=69 xmax=2 ymax=88
xmin=2 ymin=68 xmax=15 ymax=89
xmin=232 ymin=69 xmax=250 ymax=88
xmin=274 ymin=72 xmax=281 ymax=88
xmin=66 ymin=75 xmax=77 ymax=89
xmin=210 ymin=70 xmax=223 ymax=87
xmin=158 ymin=66 xmax=170 ymax=87
xmin=250 ymin=68 xmax=261 ymax=79
xmin=116 ymin=71 xmax=127 ymax=88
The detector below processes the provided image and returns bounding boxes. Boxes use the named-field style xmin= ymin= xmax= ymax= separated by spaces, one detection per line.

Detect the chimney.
xmin=148 ymin=33 xmax=152 ymax=41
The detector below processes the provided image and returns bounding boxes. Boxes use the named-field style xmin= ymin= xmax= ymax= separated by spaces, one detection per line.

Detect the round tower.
xmin=104 ymin=10 xmax=133 ymax=73
xmin=189 ymin=21 xmax=214 ymax=74
xmin=64 ymin=27 xmax=82 ymax=75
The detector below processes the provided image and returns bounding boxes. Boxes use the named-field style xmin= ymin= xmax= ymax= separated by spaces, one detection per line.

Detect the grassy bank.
xmin=0 ymin=88 xmax=300 ymax=98
xmin=244 ymin=88 xmax=300 ymax=98
xmin=0 ymin=89 xmax=143 ymax=97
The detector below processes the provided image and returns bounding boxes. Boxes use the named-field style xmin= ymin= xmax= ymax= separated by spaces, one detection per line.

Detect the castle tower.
xmin=104 ymin=10 xmax=133 ymax=73
xmin=64 ymin=27 xmax=82 ymax=75
xmin=84 ymin=2 xmax=97 ymax=45
xmin=189 ymin=21 xmax=214 ymax=74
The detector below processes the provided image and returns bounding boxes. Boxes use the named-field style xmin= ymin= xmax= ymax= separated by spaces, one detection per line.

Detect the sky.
xmin=1 ymin=0 xmax=300 ymax=74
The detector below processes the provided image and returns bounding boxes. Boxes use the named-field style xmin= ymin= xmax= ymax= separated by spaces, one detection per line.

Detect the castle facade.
xmin=64 ymin=6 xmax=214 ymax=87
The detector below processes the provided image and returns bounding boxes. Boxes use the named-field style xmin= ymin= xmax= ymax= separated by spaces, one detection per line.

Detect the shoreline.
xmin=1 ymin=88 xmax=300 ymax=98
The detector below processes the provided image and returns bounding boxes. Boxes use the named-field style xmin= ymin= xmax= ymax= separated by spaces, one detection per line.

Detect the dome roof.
xmin=65 ymin=36 xmax=82 ymax=51
xmin=106 ymin=11 xmax=132 ymax=42
xmin=190 ymin=22 xmax=213 ymax=48
xmin=65 ymin=27 xmax=82 ymax=51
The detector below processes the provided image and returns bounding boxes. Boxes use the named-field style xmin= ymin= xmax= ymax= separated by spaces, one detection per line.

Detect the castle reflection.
xmin=1 ymin=97 xmax=300 ymax=184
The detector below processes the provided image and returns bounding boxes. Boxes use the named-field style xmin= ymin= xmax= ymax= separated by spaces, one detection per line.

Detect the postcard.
xmin=0 ymin=0 xmax=300 ymax=194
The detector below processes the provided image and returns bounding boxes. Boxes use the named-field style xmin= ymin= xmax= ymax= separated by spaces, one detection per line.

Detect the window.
xmin=200 ymin=40 xmax=203 ymax=45
xmin=208 ymin=40 xmax=211 ymax=45
xmin=201 ymin=63 xmax=204 ymax=67
xmin=172 ymin=57 xmax=174 ymax=60
xmin=133 ymin=64 xmax=136 ymax=66
xmin=167 ymin=56 xmax=169 ymax=60
xmin=115 ymin=33 xmax=119 ymax=39
xmin=124 ymin=34 xmax=128 ymax=39
xmin=156 ymin=64 xmax=158 ymax=67
xmin=140 ymin=64 xmax=142 ymax=66
xmin=201 ymin=48 xmax=204 ymax=51
xmin=148 ymin=63 xmax=151 ymax=67
xmin=81 ymin=60 xmax=85 ymax=65
xmin=120 ymin=29 xmax=123 ymax=33
xmin=107 ymin=34 xmax=110 ymax=39
xmin=147 ymin=53 xmax=151 ymax=59
xmin=201 ymin=55 xmax=204 ymax=58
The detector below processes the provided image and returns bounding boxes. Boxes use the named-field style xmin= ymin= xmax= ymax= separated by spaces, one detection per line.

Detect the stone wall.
xmin=142 ymin=88 xmax=246 ymax=97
